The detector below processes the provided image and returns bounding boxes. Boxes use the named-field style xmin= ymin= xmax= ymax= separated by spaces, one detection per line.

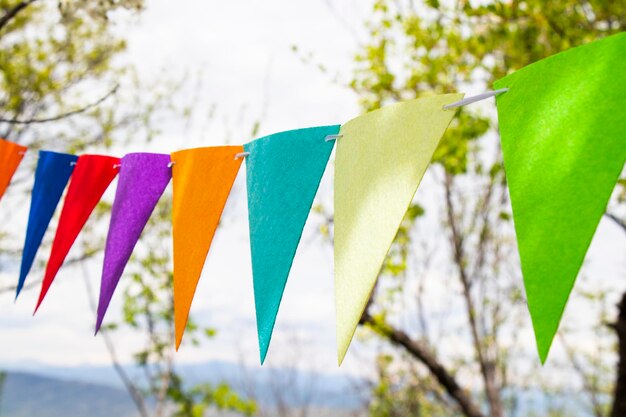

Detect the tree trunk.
xmin=611 ymin=292 xmax=626 ymax=417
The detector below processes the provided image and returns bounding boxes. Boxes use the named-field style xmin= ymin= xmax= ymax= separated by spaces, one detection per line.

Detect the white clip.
xmin=443 ymin=88 xmax=509 ymax=110
xmin=325 ymin=135 xmax=342 ymax=142
xmin=113 ymin=163 xmax=121 ymax=169
xmin=235 ymin=152 xmax=250 ymax=160
xmin=168 ymin=161 xmax=176 ymax=168
xmin=70 ymin=161 xmax=77 ymax=166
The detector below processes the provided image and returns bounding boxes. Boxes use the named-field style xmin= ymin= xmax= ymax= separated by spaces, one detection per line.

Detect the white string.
xmin=11 ymin=92 xmax=505 ymax=170
xmin=443 ymin=88 xmax=509 ymax=110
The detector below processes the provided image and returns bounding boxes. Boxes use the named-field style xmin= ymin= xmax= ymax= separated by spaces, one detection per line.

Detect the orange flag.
xmin=0 ymin=138 xmax=27 ymax=201
xmin=171 ymin=146 xmax=244 ymax=349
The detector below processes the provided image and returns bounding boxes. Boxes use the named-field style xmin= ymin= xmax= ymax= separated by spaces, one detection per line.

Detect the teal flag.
xmin=244 ymin=125 xmax=340 ymax=364
xmin=494 ymin=32 xmax=626 ymax=363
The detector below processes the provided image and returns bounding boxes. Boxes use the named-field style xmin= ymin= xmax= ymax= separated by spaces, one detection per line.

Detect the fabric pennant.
xmin=0 ymin=138 xmax=27 ymax=202
xmin=334 ymin=94 xmax=463 ymax=365
xmin=17 ymin=151 xmax=78 ymax=298
xmin=493 ymin=32 xmax=626 ymax=363
xmin=95 ymin=153 xmax=171 ymax=333
xmin=245 ymin=125 xmax=340 ymax=364
xmin=35 ymin=154 xmax=120 ymax=313
xmin=172 ymin=146 xmax=243 ymax=349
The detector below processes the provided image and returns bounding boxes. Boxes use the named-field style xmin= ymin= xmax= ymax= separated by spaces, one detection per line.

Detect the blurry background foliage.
xmin=0 ymin=1 xmax=255 ymax=416
xmin=1 ymin=0 xmax=626 ymax=416
xmin=324 ymin=0 xmax=626 ymax=416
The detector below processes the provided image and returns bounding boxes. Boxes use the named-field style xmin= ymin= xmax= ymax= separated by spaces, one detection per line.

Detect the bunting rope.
xmin=0 ymin=32 xmax=625 ymax=365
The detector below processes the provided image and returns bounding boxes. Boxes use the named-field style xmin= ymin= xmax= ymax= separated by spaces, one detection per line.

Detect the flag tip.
xmin=259 ymin=350 xmax=268 ymax=365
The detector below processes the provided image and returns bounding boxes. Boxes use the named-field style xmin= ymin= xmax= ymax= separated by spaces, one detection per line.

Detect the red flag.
xmin=35 ymin=155 xmax=120 ymax=313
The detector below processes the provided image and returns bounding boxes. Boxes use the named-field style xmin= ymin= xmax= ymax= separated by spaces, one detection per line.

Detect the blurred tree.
xmin=83 ymin=198 xmax=256 ymax=417
xmin=240 ymin=333 xmax=322 ymax=417
xmin=317 ymin=0 xmax=626 ymax=416
xmin=0 ymin=1 xmax=255 ymax=416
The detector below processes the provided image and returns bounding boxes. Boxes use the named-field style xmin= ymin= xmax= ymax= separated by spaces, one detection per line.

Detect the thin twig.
xmin=0 ymin=252 xmax=99 ymax=295
xmin=559 ymin=334 xmax=606 ymax=417
xmin=443 ymin=172 xmax=504 ymax=417
xmin=0 ymin=84 xmax=119 ymax=124
xmin=79 ymin=256 xmax=150 ymax=417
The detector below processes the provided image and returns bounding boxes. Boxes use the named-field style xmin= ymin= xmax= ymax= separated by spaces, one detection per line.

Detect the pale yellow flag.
xmin=334 ymin=94 xmax=463 ymax=365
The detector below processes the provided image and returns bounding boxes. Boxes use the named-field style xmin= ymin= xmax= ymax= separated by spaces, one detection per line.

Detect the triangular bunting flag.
xmin=95 ymin=153 xmax=171 ymax=333
xmin=172 ymin=146 xmax=243 ymax=349
xmin=35 ymin=154 xmax=120 ymax=312
xmin=493 ymin=32 xmax=626 ymax=363
xmin=17 ymin=151 xmax=78 ymax=298
xmin=334 ymin=94 xmax=463 ymax=365
xmin=0 ymin=138 xmax=27 ymax=202
xmin=245 ymin=125 xmax=340 ymax=364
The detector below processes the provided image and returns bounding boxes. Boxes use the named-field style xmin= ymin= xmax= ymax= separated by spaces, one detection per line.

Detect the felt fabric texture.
xmin=17 ymin=151 xmax=78 ymax=298
xmin=494 ymin=32 xmax=626 ymax=363
xmin=0 ymin=138 xmax=27 ymax=202
xmin=334 ymin=94 xmax=463 ymax=365
xmin=35 ymin=154 xmax=120 ymax=313
xmin=244 ymin=125 xmax=340 ymax=364
xmin=95 ymin=153 xmax=172 ymax=333
xmin=171 ymin=146 xmax=243 ymax=349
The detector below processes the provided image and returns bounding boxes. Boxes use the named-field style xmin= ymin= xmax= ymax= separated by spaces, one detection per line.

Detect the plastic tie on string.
xmin=235 ymin=152 xmax=250 ymax=160
xmin=325 ymin=135 xmax=342 ymax=142
xmin=168 ymin=161 xmax=176 ymax=168
xmin=443 ymin=88 xmax=509 ymax=110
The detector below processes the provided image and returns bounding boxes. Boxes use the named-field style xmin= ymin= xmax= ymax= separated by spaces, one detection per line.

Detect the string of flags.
xmin=1 ymin=32 xmax=625 ymax=365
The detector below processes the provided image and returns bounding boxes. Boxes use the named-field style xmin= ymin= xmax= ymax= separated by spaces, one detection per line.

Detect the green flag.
xmin=494 ymin=32 xmax=626 ymax=363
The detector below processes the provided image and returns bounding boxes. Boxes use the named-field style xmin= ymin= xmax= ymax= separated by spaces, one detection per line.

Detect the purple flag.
xmin=95 ymin=153 xmax=171 ymax=332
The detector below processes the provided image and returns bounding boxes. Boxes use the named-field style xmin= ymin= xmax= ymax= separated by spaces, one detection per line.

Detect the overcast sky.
xmin=1 ymin=0 xmax=625 ymax=383
xmin=0 ymin=0 xmax=375 ymax=376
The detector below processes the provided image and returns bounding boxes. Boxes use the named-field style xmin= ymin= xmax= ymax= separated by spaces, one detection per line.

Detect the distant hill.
xmin=0 ymin=361 xmax=365 ymax=410
xmin=0 ymin=370 xmax=364 ymax=417
xmin=0 ymin=366 xmax=592 ymax=417
xmin=0 ymin=372 xmax=139 ymax=417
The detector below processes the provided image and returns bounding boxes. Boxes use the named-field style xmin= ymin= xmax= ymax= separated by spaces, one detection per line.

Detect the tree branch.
xmin=0 ymin=84 xmax=119 ymax=124
xmin=605 ymin=212 xmax=626 ymax=234
xmin=0 ymin=0 xmax=37 ymax=32
xmin=360 ymin=311 xmax=486 ymax=417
